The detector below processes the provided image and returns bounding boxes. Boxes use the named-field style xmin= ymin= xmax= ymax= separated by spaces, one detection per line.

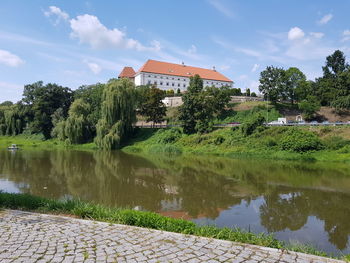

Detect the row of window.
xmin=147 ymin=80 xmax=186 ymax=87
xmin=147 ymin=74 xmax=186 ymax=81
xmin=147 ymin=80 xmax=229 ymax=87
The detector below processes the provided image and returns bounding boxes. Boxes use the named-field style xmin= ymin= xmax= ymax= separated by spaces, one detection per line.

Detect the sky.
xmin=1 ymin=0 xmax=350 ymax=102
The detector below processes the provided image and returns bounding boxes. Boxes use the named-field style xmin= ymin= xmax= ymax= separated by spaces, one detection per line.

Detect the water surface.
xmin=0 ymin=149 xmax=350 ymax=255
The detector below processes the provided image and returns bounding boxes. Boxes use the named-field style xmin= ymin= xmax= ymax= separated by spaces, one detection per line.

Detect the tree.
xmin=22 ymin=81 xmax=73 ymax=139
xmin=283 ymin=67 xmax=306 ymax=104
xmin=206 ymin=85 xmax=231 ymax=117
xmin=299 ymin=95 xmax=320 ymax=121
xmin=138 ymin=86 xmax=166 ymax=125
xmin=315 ymin=50 xmax=349 ymax=106
xmin=245 ymin=88 xmax=251 ymax=97
xmin=74 ymin=83 xmax=104 ymax=123
xmin=64 ymin=99 xmax=93 ymax=144
xmin=259 ymin=66 xmax=285 ymax=103
xmin=322 ymin=50 xmax=349 ymax=79
xmin=179 ymin=75 xmax=212 ymax=134
xmin=95 ymin=78 xmax=137 ymax=150
xmin=251 ymin=92 xmax=257 ymax=97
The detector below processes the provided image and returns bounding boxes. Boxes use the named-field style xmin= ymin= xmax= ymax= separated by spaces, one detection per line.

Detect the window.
xmin=154 ymin=81 xmax=157 ymax=85
xmin=148 ymin=75 xmax=151 ymax=77
xmin=172 ymin=83 xmax=174 ymax=86
xmin=178 ymin=78 xmax=180 ymax=80
xmin=147 ymin=80 xmax=151 ymax=84
xmin=183 ymin=84 xmax=186 ymax=87
xmin=166 ymin=82 xmax=169 ymax=86
xmin=160 ymin=82 xmax=163 ymax=85
xmin=166 ymin=77 xmax=168 ymax=79
xmin=160 ymin=76 xmax=163 ymax=79
xmin=178 ymin=83 xmax=180 ymax=87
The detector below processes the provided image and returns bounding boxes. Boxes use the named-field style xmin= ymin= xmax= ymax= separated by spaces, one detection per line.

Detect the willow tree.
xmin=65 ymin=99 xmax=92 ymax=144
xmin=95 ymin=78 xmax=136 ymax=150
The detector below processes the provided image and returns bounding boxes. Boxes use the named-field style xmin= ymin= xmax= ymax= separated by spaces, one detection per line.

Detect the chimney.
xmin=182 ymin=61 xmax=185 ymax=67
xmin=213 ymin=66 xmax=216 ymax=71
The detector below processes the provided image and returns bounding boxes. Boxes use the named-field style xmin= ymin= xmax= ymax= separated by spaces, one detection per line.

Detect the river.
xmin=0 ymin=149 xmax=349 ymax=255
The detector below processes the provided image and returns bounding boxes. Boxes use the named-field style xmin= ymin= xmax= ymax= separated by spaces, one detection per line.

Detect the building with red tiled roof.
xmin=118 ymin=66 xmax=136 ymax=81
xmin=132 ymin=60 xmax=233 ymax=91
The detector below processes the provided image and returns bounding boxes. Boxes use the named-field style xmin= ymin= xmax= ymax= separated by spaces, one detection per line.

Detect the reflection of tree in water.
xmin=260 ymin=186 xmax=350 ymax=250
xmin=175 ymin=166 xmax=241 ymax=219
xmin=2 ymin=150 xmax=350 ymax=250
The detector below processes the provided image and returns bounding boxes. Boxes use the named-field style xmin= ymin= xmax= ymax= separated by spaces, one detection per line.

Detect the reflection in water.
xmin=0 ymin=149 xmax=350 ymax=255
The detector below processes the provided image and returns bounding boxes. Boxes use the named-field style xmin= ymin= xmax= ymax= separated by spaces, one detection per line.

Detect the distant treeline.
xmin=1 ymin=49 xmax=350 ymax=149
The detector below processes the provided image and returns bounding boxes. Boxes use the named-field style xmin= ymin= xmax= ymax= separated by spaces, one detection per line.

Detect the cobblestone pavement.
xmin=0 ymin=210 xmax=345 ymax=263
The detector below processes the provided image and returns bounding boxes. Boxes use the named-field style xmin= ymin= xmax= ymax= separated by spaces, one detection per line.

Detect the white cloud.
xmin=318 ymin=14 xmax=333 ymax=25
xmin=310 ymin=32 xmax=324 ymax=39
xmin=44 ymin=6 xmax=69 ymax=25
xmin=207 ymin=0 xmax=234 ymax=18
xmin=86 ymin=62 xmax=101 ymax=74
xmin=70 ymin=14 xmax=160 ymax=51
xmin=251 ymin=64 xmax=260 ymax=72
xmin=0 ymin=49 xmax=24 ymax=67
xmin=342 ymin=30 xmax=350 ymax=42
xmin=288 ymin=27 xmax=305 ymax=40
xmin=187 ymin=45 xmax=197 ymax=54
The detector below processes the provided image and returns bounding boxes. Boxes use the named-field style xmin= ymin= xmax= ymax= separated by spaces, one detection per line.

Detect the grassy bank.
xmin=0 ymin=192 xmax=343 ymax=259
xmin=0 ymin=134 xmax=96 ymax=151
xmin=123 ymin=126 xmax=350 ymax=162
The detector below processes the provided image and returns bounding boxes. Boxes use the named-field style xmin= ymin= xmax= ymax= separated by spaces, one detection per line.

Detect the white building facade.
xmin=131 ymin=60 xmax=233 ymax=91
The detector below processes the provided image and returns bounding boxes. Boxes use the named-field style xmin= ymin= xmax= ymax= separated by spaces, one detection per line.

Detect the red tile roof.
xmin=118 ymin=67 xmax=136 ymax=78
xmin=136 ymin=60 xmax=232 ymax=82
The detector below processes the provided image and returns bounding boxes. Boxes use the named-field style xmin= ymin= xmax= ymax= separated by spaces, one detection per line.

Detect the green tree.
xmin=245 ymin=88 xmax=251 ymax=97
xmin=22 ymin=81 xmax=73 ymax=139
xmin=298 ymin=95 xmax=320 ymax=121
xmin=251 ymin=92 xmax=257 ymax=97
xmin=64 ymin=99 xmax=93 ymax=144
xmin=315 ymin=50 xmax=349 ymax=106
xmin=179 ymin=75 xmax=215 ymax=134
xmin=283 ymin=67 xmax=306 ymax=104
xmin=138 ymin=86 xmax=166 ymax=125
xmin=206 ymin=85 xmax=231 ymax=117
xmin=322 ymin=50 xmax=349 ymax=79
xmin=259 ymin=66 xmax=285 ymax=103
xmin=74 ymin=83 xmax=104 ymax=124
xmin=95 ymin=78 xmax=137 ymax=150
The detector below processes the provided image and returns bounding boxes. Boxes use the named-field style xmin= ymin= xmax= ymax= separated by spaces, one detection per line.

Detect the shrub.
xmin=240 ymin=114 xmax=265 ymax=136
xmin=263 ymin=136 xmax=277 ymax=147
xmin=279 ymin=129 xmax=323 ymax=152
xmin=323 ymin=136 xmax=350 ymax=150
xmin=155 ymin=128 xmax=182 ymax=144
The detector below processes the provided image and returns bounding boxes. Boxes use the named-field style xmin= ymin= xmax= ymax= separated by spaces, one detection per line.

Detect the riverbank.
xmin=1 ymin=209 xmax=345 ymax=262
xmin=1 ymin=125 xmax=350 ymax=162
xmin=123 ymin=126 xmax=350 ymax=162
xmin=0 ymin=192 xmax=346 ymax=260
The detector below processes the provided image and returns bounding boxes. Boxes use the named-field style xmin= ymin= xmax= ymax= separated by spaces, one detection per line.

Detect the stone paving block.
xmin=0 ymin=210 xmax=346 ymax=263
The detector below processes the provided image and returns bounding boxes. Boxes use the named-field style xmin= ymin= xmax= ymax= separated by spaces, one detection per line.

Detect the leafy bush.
xmin=323 ymin=136 xmax=350 ymax=150
xmin=279 ymin=129 xmax=323 ymax=152
xmin=240 ymin=114 xmax=265 ymax=136
xmin=155 ymin=128 xmax=182 ymax=144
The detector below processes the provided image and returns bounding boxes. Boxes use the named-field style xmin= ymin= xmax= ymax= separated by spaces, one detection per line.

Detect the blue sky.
xmin=1 ymin=0 xmax=350 ymax=102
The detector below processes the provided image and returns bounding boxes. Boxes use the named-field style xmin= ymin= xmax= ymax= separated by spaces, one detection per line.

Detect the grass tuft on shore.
xmin=0 ymin=192 xmax=341 ymax=259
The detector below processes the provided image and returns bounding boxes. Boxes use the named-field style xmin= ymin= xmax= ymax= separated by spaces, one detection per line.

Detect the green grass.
xmin=0 ymin=192 xmax=343 ymax=259
xmin=123 ymin=125 xmax=350 ymax=163
xmin=0 ymin=134 xmax=97 ymax=151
